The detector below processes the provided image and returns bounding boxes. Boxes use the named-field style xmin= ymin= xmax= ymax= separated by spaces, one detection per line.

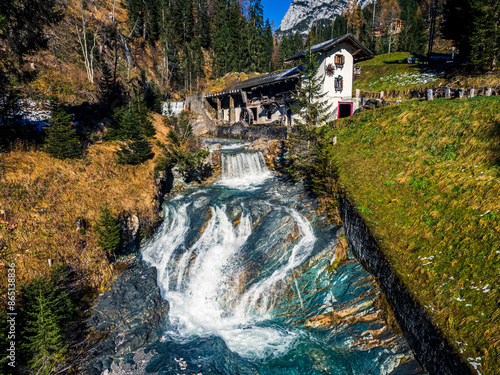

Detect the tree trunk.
xmin=76 ymin=0 xmax=95 ymax=84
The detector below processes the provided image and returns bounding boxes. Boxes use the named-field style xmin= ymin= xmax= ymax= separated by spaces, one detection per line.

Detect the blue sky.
xmin=262 ymin=0 xmax=293 ymax=30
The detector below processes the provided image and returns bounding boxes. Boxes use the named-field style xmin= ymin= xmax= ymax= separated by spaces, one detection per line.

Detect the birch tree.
xmin=76 ymin=0 xmax=97 ymax=83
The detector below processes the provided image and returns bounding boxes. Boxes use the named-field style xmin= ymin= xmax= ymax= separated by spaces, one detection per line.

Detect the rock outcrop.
xmin=82 ymin=261 xmax=169 ymax=375
xmin=277 ymin=0 xmax=372 ymax=37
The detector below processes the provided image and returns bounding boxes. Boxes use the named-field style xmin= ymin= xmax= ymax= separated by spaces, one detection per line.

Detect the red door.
xmin=338 ymin=102 xmax=353 ymax=118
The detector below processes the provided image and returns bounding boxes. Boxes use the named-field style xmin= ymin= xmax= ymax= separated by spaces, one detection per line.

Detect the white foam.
xmin=145 ymin=202 xmax=317 ymax=360
xmin=218 ymin=152 xmax=273 ymax=190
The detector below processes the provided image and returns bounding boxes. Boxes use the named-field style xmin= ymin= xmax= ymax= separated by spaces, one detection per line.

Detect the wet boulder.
xmin=82 ymin=261 xmax=168 ymax=375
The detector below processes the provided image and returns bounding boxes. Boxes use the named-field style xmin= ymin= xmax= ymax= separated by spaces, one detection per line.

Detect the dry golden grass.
xmin=0 ymin=119 xmax=169 ymax=295
xmin=26 ymin=51 xmax=95 ymax=103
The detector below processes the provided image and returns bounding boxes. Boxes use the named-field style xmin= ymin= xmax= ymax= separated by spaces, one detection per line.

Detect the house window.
xmin=335 ymin=75 xmax=343 ymax=92
xmin=266 ymin=108 xmax=272 ymax=120
xmin=353 ymin=64 xmax=361 ymax=77
xmin=334 ymin=54 xmax=345 ymax=68
xmin=325 ymin=63 xmax=335 ymax=76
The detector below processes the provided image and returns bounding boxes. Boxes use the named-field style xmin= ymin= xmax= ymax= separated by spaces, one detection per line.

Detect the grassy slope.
xmin=354 ymin=53 xmax=445 ymax=94
xmin=0 ymin=113 xmax=169 ymax=293
xmin=354 ymin=53 xmax=500 ymax=98
xmin=324 ymin=96 xmax=500 ymax=373
xmin=20 ymin=0 xmax=168 ymax=104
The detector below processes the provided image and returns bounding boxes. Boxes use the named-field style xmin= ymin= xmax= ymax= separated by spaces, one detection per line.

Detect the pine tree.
xmin=278 ymin=34 xmax=291 ymax=68
xmin=291 ymin=44 xmax=331 ymax=131
xmin=0 ymin=0 xmax=62 ymax=60
xmin=24 ymin=296 xmax=66 ymax=374
xmin=262 ymin=19 xmax=274 ymax=72
xmin=287 ymin=42 xmax=332 ymax=180
xmin=213 ymin=0 xmax=234 ymax=76
xmin=111 ymin=99 xmax=155 ymax=140
xmin=469 ymin=0 xmax=500 ymax=70
xmin=442 ymin=0 xmax=499 ymax=70
xmin=94 ymin=204 xmax=121 ymax=254
xmin=98 ymin=61 xmax=124 ymax=114
xmin=116 ymin=135 xmax=154 ymax=165
xmin=163 ymin=111 xmax=209 ymax=172
xmin=131 ymin=93 xmax=156 ymax=137
xmin=247 ymin=0 xmax=265 ymax=71
xmin=44 ymin=107 xmax=82 ymax=159
xmin=142 ymin=81 xmax=163 ymax=114
xmin=21 ymin=273 xmax=74 ymax=375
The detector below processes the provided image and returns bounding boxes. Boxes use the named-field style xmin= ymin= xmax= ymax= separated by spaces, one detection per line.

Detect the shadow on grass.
xmin=0 ymin=101 xmax=117 ymax=153
xmin=490 ymin=119 xmax=500 ymax=169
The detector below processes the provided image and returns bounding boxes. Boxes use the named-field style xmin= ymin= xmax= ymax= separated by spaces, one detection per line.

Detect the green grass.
xmin=359 ymin=52 xmax=413 ymax=66
xmin=354 ymin=52 xmax=446 ymax=95
xmin=323 ymin=96 xmax=500 ymax=374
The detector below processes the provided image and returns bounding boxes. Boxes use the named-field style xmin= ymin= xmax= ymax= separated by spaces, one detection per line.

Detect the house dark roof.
xmin=285 ymin=33 xmax=373 ymax=63
xmin=230 ymin=66 xmax=301 ymax=90
xmin=205 ymin=67 xmax=301 ymax=98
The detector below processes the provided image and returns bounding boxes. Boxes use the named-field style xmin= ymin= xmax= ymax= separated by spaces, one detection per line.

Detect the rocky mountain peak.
xmin=277 ymin=0 xmax=372 ymax=36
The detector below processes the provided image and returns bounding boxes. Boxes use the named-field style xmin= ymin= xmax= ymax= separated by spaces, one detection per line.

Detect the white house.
xmin=204 ymin=33 xmax=372 ymax=128
xmin=285 ymin=34 xmax=372 ymax=120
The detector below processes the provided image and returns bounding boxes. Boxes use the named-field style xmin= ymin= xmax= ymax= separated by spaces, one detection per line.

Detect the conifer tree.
xmin=44 ymin=107 xmax=82 ymax=159
xmin=98 ymin=61 xmax=124 ymax=114
xmin=111 ymin=98 xmax=155 ymax=140
xmin=142 ymin=81 xmax=163 ymax=114
xmin=247 ymin=0 xmax=265 ymax=71
xmin=287 ymin=42 xmax=331 ymax=180
xmin=116 ymin=135 xmax=154 ymax=165
xmin=442 ymin=0 xmax=499 ymax=69
xmin=262 ymin=19 xmax=274 ymax=72
xmin=94 ymin=205 xmax=121 ymax=254
xmin=279 ymin=35 xmax=292 ymax=68
xmin=24 ymin=296 xmax=65 ymax=374
xmin=163 ymin=110 xmax=209 ymax=172
xmin=21 ymin=272 xmax=74 ymax=375
xmin=469 ymin=0 xmax=499 ymax=70
xmin=291 ymin=45 xmax=331 ymax=131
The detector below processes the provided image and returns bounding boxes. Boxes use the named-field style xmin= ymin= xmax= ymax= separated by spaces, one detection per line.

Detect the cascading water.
xmin=219 ymin=151 xmax=273 ymax=189
xmin=140 ymin=140 xmax=415 ymax=374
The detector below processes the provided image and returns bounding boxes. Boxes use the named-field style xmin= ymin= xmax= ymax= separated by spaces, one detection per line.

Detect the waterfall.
xmin=120 ymin=34 xmax=132 ymax=66
xmin=139 ymin=142 xmax=414 ymax=373
xmin=235 ymin=208 xmax=316 ymax=314
xmin=219 ymin=151 xmax=272 ymax=189
xmin=142 ymin=197 xmax=314 ymax=360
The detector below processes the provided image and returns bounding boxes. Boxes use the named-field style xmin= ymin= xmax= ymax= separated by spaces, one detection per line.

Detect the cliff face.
xmin=339 ymin=193 xmax=472 ymax=375
xmin=277 ymin=0 xmax=372 ymax=36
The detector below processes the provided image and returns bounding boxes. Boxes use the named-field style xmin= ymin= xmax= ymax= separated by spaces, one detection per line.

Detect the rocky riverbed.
xmin=82 ymin=139 xmax=424 ymax=375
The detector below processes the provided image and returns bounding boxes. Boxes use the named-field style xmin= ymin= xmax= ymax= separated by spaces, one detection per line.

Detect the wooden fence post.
xmin=355 ymin=89 xmax=360 ymax=99
xmin=427 ymin=89 xmax=433 ymax=101
xmin=380 ymin=91 xmax=384 ymax=99
xmin=229 ymin=95 xmax=235 ymax=123
xmin=445 ymin=88 xmax=451 ymax=98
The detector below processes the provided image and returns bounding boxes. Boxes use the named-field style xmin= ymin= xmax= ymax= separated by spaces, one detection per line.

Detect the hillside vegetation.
xmin=0 ymin=113 xmax=172 ymax=291
xmin=354 ymin=53 xmax=500 ymax=99
xmin=323 ymin=96 xmax=500 ymax=374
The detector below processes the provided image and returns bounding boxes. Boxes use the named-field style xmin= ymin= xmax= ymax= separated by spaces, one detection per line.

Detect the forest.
xmin=0 ymin=0 xmax=498 ymax=111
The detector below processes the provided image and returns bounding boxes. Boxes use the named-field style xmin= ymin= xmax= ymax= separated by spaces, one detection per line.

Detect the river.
xmin=137 ymin=139 xmax=416 ymax=374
